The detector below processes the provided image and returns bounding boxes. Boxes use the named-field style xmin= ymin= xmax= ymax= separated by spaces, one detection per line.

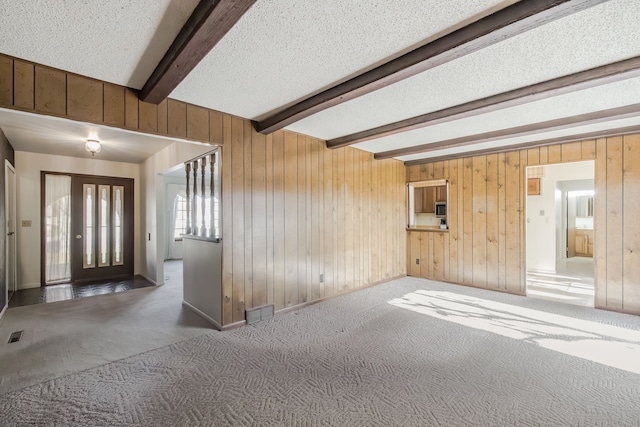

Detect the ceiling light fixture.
xmin=85 ymin=139 xmax=101 ymax=156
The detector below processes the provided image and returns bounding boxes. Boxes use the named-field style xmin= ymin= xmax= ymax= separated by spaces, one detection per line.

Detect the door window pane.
xmin=112 ymin=186 xmax=124 ymax=266
xmin=83 ymin=184 xmax=96 ymax=268
xmin=45 ymin=174 xmax=72 ymax=283
xmin=98 ymin=185 xmax=110 ymax=267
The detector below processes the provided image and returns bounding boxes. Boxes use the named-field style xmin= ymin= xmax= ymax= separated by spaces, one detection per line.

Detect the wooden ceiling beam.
xmin=328 ymin=56 xmax=640 ymax=149
xmin=403 ymin=124 xmax=640 ymax=166
xmin=375 ymin=103 xmax=640 ymax=160
xmin=140 ymin=0 xmax=257 ymax=104
xmin=255 ymin=0 xmax=608 ymax=135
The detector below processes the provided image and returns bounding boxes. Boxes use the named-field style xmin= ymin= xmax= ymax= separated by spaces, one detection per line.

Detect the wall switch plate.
xmin=21 ymin=220 xmax=31 ymax=227
xmin=319 ymin=274 xmax=324 ymax=283
xmin=416 ymin=258 xmax=420 ymax=265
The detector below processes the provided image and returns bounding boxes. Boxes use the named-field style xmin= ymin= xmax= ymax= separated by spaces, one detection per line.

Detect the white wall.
xmin=140 ymin=141 xmax=213 ymax=284
xmin=526 ymin=160 xmax=593 ymax=273
xmin=15 ymin=151 xmax=140 ymax=289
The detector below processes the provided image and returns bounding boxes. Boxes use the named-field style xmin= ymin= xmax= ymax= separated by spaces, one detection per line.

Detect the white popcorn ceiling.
xmin=0 ymin=0 xmax=638 ymax=163
xmin=0 ymin=0 xmax=200 ymax=88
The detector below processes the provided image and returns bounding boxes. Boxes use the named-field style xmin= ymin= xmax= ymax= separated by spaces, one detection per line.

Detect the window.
xmin=407 ymin=179 xmax=448 ymax=230
xmin=174 ymin=193 xmax=187 ymax=239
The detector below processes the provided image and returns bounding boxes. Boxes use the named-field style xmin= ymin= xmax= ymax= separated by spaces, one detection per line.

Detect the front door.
xmin=72 ymin=175 xmax=134 ymax=282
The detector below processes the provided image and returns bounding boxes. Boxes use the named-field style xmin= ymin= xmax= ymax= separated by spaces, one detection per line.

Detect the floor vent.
xmin=8 ymin=330 xmax=23 ymax=344
xmin=246 ymin=305 xmax=275 ymax=325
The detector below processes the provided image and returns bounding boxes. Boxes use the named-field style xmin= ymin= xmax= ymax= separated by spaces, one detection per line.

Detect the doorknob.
xmin=6 ymin=231 xmax=14 ymax=236
xmin=76 ymin=235 xmax=82 ymax=239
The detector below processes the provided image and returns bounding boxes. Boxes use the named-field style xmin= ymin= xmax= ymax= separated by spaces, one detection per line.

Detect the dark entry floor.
xmin=8 ymin=276 xmax=155 ymax=308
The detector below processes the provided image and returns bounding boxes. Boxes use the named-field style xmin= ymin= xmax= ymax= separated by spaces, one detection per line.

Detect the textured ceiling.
xmin=0 ymin=0 xmax=199 ymax=88
xmin=0 ymin=0 xmax=638 ymax=165
xmin=289 ymin=0 xmax=640 ymax=140
xmin=170 ymin=0 xmax=514 ymax=120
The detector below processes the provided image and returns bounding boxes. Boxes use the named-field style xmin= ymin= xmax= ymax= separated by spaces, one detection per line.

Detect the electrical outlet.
xmin=21 ymin=220 xmax=31 ymax=227
xmin=416 ymin=258 xmax=420 ymax=265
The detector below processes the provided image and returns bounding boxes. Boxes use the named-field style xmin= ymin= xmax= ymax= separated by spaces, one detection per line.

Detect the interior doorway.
xmin=525 ymin=160 xmax=595 ymax=307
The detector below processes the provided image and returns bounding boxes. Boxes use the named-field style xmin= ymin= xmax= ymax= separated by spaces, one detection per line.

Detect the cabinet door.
xmin=424 ymin=187 xmax=436 ymax=213
xmin=414 ymin=188 xmax=424 ymax=213
xmin=436 ymin=186 xmax=447 ymax=202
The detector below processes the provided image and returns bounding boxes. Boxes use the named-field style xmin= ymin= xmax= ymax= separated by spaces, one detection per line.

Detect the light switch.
xmin=21 ymin=220 xmax=31 ymax=227
xmin=539 ymin=210 xmax=545 ymax=216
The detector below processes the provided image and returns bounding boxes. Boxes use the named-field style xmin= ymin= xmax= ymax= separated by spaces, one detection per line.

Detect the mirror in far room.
xmin=407 ymin=179 xmax=448 ymax=230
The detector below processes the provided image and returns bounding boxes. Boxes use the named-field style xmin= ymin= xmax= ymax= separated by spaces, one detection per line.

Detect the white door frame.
xmin=4 ymin=159 xmax=16 ymax=314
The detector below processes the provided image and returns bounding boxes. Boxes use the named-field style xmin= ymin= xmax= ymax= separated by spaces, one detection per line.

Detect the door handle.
xmin=76 ymin=235 xmax=82 ymax=239
xmin=6 ymin=231 xmax=14 ymax=236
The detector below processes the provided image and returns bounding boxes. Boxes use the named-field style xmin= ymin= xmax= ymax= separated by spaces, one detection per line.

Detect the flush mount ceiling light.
xmin=85 ymin=139 xmax=101 ymax=156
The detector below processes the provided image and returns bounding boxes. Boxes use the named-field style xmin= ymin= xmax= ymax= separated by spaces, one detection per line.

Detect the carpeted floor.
xmin=2 ymin=276 xmax=640 ymax=426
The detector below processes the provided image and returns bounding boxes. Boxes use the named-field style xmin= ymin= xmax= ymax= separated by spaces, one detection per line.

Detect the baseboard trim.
xmin=275 ymin=275 xmax=407 ymax=317
xmin=182 ymin=301 xmax=223 ymax=330
xmin=140 ymin=274 xmax=158 ymax=286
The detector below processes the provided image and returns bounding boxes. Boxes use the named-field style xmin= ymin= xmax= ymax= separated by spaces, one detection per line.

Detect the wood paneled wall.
xmin=220 ymin=117 xmax=406 ymax=324
xmin=0 ymin=53 xmax=407 ymax=325
xmin=0 ymin=54 xmax=224 ymax=145
xmin=407 ymin=137 xmax=640 ymax=315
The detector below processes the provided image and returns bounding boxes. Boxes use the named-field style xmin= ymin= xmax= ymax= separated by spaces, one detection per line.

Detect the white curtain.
xmin=165 ymin=183 xmax=185 ymax=260
xmin=45 ymin=174 xmax=72 ymax=283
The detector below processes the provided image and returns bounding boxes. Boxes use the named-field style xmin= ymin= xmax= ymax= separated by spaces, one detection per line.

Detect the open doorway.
xmin=525 ymin=160 xmax=595 ymax=307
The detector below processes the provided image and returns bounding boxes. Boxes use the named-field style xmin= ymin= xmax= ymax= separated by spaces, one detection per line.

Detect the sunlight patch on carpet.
xmin=389 ymin=290 xmax=640 ymax=375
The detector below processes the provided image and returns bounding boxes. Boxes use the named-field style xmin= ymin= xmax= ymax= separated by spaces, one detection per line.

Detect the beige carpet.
xmin=0 ymin=261 xmax=213 ymax=394
xmin=1 ymin=276 xmax=640 ymax=426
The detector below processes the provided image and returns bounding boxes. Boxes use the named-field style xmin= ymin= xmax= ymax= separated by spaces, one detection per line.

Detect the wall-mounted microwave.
xmin=435 ymin=202 xmax=446 ymax=218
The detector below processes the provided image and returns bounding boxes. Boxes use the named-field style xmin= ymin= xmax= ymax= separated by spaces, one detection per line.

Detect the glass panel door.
xmin=112 ymin=185 xmax=124 ymax=266
xmin=83 ymin=184 xmax=96 ymax=269
xmin=98 ymin=185 xmax=110 ymax=267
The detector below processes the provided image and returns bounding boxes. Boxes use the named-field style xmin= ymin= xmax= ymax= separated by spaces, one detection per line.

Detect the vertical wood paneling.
xmin=463 ymin=158 xmax=473 ymax=284
xmin=157 ymin=99 xmax=168 ymax=135
xmin=138 ymin=100 xmax=158 ymax=133
xmin=35 ymin=66 xmax=66 ymax=115
xmin=66 ymin=75 xmax=102 ymax=122
xmin=124 ymin=88 xmax=139 ymax=129
xmin=472 ymin=156 xmax=487 ymax=287
xmin=221 ymin=114 xmax=233 ymax=324
xmin=284 ymin=132 xmax=298 ymax=307
xmin=504 ymin=151 xmax=521 ymax=293
xmin=13 ymin=60 xmax=34 ymax=109
xmin=594 ymin=138 xmax=608 ymax=308
xmin=297 ymin=135 xmax=307 ymax=303
xmin=187 ymin=104 xmax=210 ymax=141
xmin=582 ymin=139 xmax=596 ymax=160
xmin=251 ymin=128 xmax=267 ymax=308
xmin=323 ymin=142 xmax=335 ymax=297
xmin=622 ymin=134 xmax=640 ymax=312
xmin=0 ymin=56 xmax=12 ymax=106
xmin=605 ymin=136 xmax=624 ymax=308
xmin=561 ymin=141 xmax=582 ymax=162
xmin=497 ymin=153 xmax=507 ymax=290
xmin=243 ymin=121 xmax=253 ymax=311
xmin=167 ymin=99 xmax=187 ymax=137
xmin=486 ymin=154 xmax=499 ymax=288
xmin=407 ymin=137 xmax=640 ymax=315
xmin=103 ymin=84 xmax=125 ymax=127
xmin=311 ymin=139 xmax=321 ymax=300
xmin=548 ymin=145 xmax=562 ymax=164
xmin=272 ymin=131 xmax=286 ymax=310
xmin=231 ymin=116 xmax=245 ymax=321
xmin=210 ymin=110 xmax=224 ymax=145
xmin=336 ymin=148 xmax=346 ymax=291
xmin=448 ymin=159 xmax=458 ymax=282
xmin=265 ymin=134 xmax=274 ymax=306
